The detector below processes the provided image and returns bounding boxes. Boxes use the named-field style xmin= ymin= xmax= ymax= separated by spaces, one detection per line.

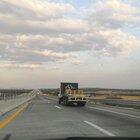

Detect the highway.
xmin=0 ymin=94 xmax=140 ymax=140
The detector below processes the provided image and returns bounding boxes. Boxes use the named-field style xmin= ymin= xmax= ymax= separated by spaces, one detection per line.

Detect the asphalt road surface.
xmin=0 ymin=94 xmax=140 ymax=140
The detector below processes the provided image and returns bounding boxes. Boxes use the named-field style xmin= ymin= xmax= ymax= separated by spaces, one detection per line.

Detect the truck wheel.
xmin=81 ymin=103 xmax=86 ymax=106
xmin=64 ymin=98 xmax=68 ymax=106
xmin=59 ymin=99 xmax=61 ymax=104
xmin=78 ymin=102 xmax=86 ymax=106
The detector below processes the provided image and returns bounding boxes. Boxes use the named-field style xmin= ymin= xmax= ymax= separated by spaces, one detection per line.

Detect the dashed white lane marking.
xmin=84 ymin=121 xmax=115 ymax=136
xmin=48 ymin=101 xmax=50 ymax=103
xmin=87 ymin=106 xmax=140 ymax=119
xmin=55 ymin=105 xmax=61 ymax=109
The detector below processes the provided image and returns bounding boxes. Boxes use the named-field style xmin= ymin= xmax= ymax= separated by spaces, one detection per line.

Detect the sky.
xmin=0 ymin=0 xmax=140 ymax=89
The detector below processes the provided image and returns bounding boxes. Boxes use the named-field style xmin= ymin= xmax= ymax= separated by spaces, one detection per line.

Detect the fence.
xmin=0 ymin=91 xmax=36 ymax=116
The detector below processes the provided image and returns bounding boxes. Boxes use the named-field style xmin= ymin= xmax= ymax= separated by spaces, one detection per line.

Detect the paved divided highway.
xmin=0 ymin=93 xmax=140 ymax=140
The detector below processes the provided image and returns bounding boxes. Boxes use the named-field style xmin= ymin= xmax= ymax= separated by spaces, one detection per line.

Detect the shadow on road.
xmin=3 ymin=134 xmax=11 ymax=140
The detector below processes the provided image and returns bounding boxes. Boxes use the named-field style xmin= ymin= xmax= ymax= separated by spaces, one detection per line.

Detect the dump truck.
xmin=58 ymin=82 xmax=86 ymax=106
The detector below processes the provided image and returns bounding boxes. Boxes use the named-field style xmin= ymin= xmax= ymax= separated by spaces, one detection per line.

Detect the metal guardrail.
xmin=0 ymin=91 xmax=37 ymax=116
xmin=92 ymin=99 xmax=140 ymax=108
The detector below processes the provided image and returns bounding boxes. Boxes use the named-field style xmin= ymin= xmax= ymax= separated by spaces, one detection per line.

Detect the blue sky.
xmin=0 ymin=0 xmax=139 ymax=89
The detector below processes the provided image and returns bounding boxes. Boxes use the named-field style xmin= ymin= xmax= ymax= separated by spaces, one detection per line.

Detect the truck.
xmin=58 ymin=82 xmax=87 ymax=106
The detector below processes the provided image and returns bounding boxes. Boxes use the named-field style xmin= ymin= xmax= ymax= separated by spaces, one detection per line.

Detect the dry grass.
xmin=121 ymin=95 xmax=140 ymax=100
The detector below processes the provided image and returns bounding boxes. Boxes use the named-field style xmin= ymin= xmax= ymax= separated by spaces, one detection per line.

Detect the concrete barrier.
xmin=0 ymin=93 xmax=36 ymax=116
xmin=91 ymin=99 xmax=140 ymax=108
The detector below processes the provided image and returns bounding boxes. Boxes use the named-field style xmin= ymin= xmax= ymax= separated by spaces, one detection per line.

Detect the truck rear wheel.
xmin=64 ymin=100 xmax=67 ymax=105
xmin=59 ymin=98 xmax=62 ymax=104
xmin=77 ymin=102 xmax=86 ymax=106
xmin=81 ymin=103 xmax=86 ymax=106
xmin=59 ymin=99 xmax=61 ymax=104
xmin=64 ymin=98 xmax=68 ymax=106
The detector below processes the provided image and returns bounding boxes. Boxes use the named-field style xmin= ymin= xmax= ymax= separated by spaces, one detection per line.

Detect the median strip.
xmin=84 ymin=121 xmax=115 ymax=136
xmin=0 ymin=103 xmax=29 ymax=129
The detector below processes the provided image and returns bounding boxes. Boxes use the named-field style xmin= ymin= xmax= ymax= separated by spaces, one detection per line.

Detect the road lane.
xmin=88 ymin=103 xmax=140 ymax=117
xmin=44 ymin=95 xmax=140 ymax=118
xmin=0 ymin=96 xmax=103 ymax=140
xmin=55 ymin=105 xmax=62 ymax=109
xmin=0 ymin=95 xmax=140 ymax=140
xmin=87 ymin=106 xmax=140 ymax=119
xmin=84 ymin=121 xmax=115 ymax=136
xmin=44 ymin=95 xmax=140 ymax=136
xmin=0 ymin=103 xmax=29 ymax=129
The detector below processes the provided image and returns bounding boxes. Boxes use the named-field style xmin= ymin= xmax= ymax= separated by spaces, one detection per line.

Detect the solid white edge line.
xmin=55 ymin=105 xmax=61 ymax=109
xmin=87 ymin=106 xmax=140 ymax=119
xmin=84 ymin=121 xmax=115 ymax=136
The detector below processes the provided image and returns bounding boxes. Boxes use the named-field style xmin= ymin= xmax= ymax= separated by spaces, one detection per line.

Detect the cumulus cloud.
xmin=0 ymin=34 xmax=79 ymax=67
xmin=92 ymin=29 xmax=139 ymax=55
xmin=0 ymin=62 xmax=40 ymax=69
xmin=0 ymin=16 xmax=89 ymax=34
xmin=0 ymin=0 xmax=139 ymax=68
xmin=0 ymin=0 xmax=74 ymax=19
xmin=0 ymin=0 xmax=88 ymax=34
xmin=87 ymin=0 xmax=140 ymax=28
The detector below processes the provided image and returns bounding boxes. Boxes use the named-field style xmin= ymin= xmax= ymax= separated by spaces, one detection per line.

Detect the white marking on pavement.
xmin=55 ymin=105 xmax=61 ymax=109
xmin=84 ymin=121 xmax=115 ymax=136
xmin=88 ymin=106 xmax=140 ymax=119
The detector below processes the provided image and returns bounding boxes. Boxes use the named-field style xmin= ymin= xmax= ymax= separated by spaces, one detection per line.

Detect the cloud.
xmin=92 ymin=29 xmax=140 ymax=56
xmin=78 ymin=0 xmax=140 ymax=55
xmin=0 ymin=0 xmax=88 ymax=34
xmin=0 ymin=34 xmax=79 ymax=67
xmin=0 ymin=62 xmax=40 ymax=69
xmin=70 ymin=59 xmax=81 ymax=65
xmin=1 ymin=0 xmax=74 ymax=19
xmin=0 ymin=0 xmax=139 ymax=69
xmin=0 ymin=15 xmax=89 ymax=34
xmin=87 ymin=0 xmax=140 ymax=29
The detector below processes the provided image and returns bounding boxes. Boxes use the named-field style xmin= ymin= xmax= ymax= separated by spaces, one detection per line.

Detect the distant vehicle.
xmin=58 ymin=82 xmax=87 ymax=106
